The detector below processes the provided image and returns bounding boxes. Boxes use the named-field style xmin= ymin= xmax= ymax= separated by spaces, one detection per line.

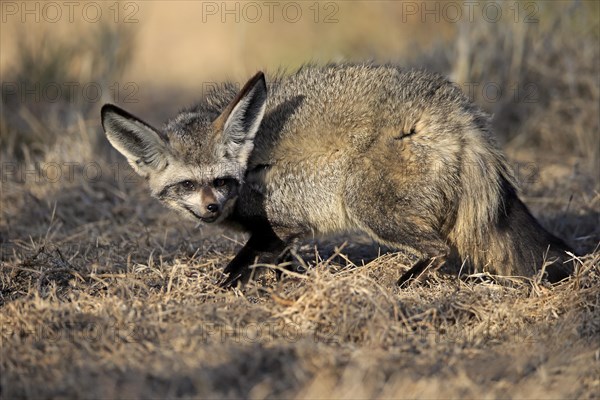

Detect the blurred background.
xmin=1 ymin=0 xmax=599 ymax=240
xmin=2 ymin=0 xmax=598 ymax=158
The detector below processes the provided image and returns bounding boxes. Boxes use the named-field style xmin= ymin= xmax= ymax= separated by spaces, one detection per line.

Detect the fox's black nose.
xmin=206 ymin=204 xmax=219 ymax=213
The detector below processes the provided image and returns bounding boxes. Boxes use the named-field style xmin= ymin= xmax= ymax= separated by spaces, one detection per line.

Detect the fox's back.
xmin=234 ymin=64 xmax=491 ymax=236
xmin=254 ymin=64 xmax=475 ymax=159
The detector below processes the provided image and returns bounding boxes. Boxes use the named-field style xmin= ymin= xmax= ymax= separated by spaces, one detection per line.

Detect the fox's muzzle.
xmin=196 ymin=186 xmax=221 ymax=222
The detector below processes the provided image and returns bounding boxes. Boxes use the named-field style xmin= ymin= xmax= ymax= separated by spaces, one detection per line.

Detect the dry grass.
xmin=0 ymin=187 xmax=598 ymax=398
xmin=1 ymin=1 xmax=599 ymax=399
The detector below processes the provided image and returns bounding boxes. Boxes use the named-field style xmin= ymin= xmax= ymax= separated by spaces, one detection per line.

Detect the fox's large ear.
xmin=215 ymin=71 xmax=267 ymax=165
xmin=101 ymin=104 xmax=170 ymax=177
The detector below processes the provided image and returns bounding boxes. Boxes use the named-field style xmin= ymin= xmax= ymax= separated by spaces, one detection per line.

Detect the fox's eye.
xmin=213 ymin=178 xmax=226 ymax=187
xmin=180 ymin=180 xmax=196 ymax=191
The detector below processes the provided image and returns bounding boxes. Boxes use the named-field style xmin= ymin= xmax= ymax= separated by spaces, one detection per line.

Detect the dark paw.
xmin=219 ymin=272 xmax=242 ymax=289
xmin=397 ymin=259 xmax=434 ymax=287
xmin=219 ymin=267 xmax=255 ymax=289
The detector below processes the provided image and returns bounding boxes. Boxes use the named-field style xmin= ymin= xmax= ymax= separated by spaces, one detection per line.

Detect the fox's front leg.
xmin=220 ymin=228 xmax=286 ymax=288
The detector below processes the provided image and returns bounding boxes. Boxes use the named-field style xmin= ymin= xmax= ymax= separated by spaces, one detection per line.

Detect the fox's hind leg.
xmin=396 ymin=256 xmax=446 ymax=287
xmin=360 ymin=218 xmax=449 ymax=286
xmin=345 ymin=193 xmax=449 ymax=286
xmin=371 ymin=220 xmax=449 ymax=286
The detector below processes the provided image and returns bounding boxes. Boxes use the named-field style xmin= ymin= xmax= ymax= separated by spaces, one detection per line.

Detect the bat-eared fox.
xmin=101 ymin=63 xmax=574 ymax=287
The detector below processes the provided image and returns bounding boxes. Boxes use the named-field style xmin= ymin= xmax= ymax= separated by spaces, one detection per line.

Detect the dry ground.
xmin=1 ymin=1 xmax=600 ymax=399
xmin=1 ymin=149 xmax=599 ymax=399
